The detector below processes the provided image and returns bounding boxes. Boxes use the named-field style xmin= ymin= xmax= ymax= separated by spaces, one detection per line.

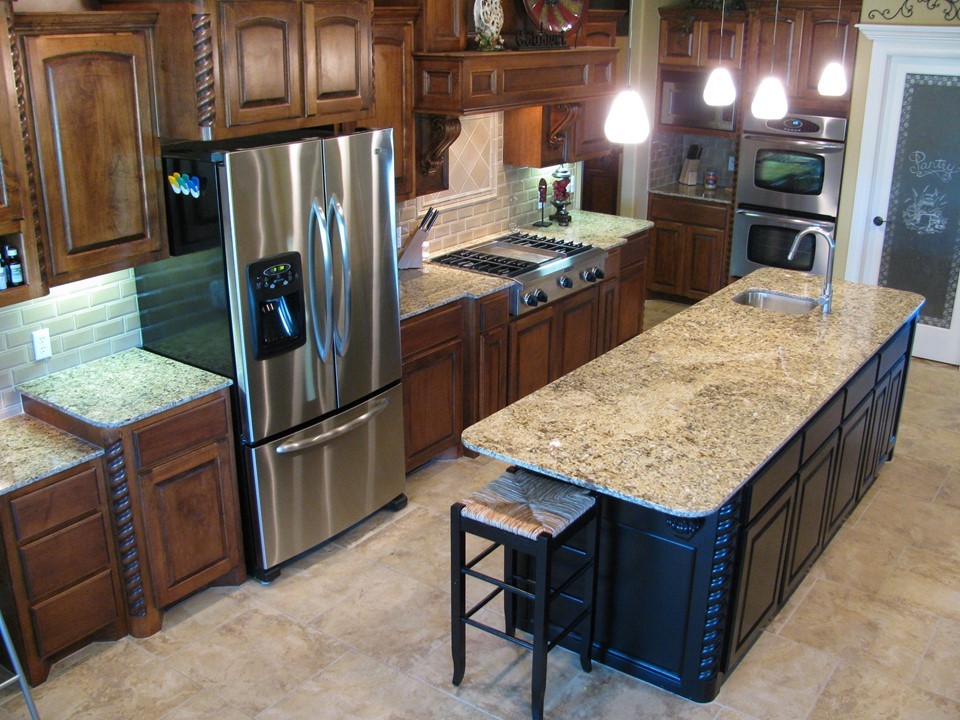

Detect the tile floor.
xmin=2 ymin=317 xmax=960 ymax=719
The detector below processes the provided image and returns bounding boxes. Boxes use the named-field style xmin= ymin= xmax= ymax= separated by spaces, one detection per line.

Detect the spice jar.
xmin=704 ymin=169 xmax=718 ymax=190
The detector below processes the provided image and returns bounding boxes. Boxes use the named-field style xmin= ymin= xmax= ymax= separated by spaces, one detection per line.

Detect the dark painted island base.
xmin=519 ymin=318 xmax=915 ymax=702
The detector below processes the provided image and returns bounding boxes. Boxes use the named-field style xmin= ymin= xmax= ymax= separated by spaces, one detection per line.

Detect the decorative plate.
xmin=523 ymin=0 xmax=589 ymax=34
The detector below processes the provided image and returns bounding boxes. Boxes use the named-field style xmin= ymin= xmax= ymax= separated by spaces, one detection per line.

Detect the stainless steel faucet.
xmin=788 ymin=227 xmax=835 ymax=314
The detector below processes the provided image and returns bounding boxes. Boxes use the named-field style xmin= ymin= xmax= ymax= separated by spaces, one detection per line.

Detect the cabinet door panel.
xmin=508 ymin=306 xmax=557 ymax=403
xmin=22 ymin=31 xmax=165 ymax=282
xmin=304 ymin=1 xmax=372 ymax=119
xmin=140 ymin=440 xmax=241 ymax=607
xmin=616 ymin=265 xmax=646 ymax=345
xmin=685 ymin=226 xmax=724 ymax=299
xmin=795 ymin=8 xmax=859 ymax=108
xmin=30 ymin=570 xmax=120 ymax=658
xmin=748 ymin=9 xmax=803 ymax=97
xmin=372 ymin=12 xmax=415 ymax=199
xmin=699 ymin=20 xmax=744 ymax=69
xmin=659 ymin=17 xmax=700 ymax=66
xmin=598 ymin=278 xmax=620 ymax=354
xmin=220 ymin=3 xmax=302 ymax=126
xmin=556 ymin=286 xmax=599 ymax=377
xmin=402 ymin=338 xmax=463 ymax=470
xmin=648 ymin=221 xmax=684 ymax=295
xmin=478 ymin=326 xmax=508 ymax=420
xmin=20 ymin=514 xmax=112 ymax=602
xmin=826 ymin=394 xmax=871 ymax=542
xmin=11 ymin=466 xmax=101 ymax=543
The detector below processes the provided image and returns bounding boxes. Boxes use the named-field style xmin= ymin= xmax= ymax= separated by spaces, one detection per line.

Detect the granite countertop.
xmin=399 ymin=211 xmax=653 ymax=319
xmin=462 ymin=268 xmax=924 ymax=517
xmin=650 ymin=182 xmax=734 ymax=205
xmin=18 ymin=348 xmax=232 ymax=428
xmin=0 ymin=414 xmax=103 ymax=496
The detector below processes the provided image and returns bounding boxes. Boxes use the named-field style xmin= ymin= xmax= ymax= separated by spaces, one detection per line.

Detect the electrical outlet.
xmin=728 ymin=156 xmax=736 ymax=172
xmin=32 ymin=328 xmax=51 ymax=360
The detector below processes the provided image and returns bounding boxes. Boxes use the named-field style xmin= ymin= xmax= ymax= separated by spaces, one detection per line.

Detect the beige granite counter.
xmin=18 ymin=348 xmax=231 ymax=428
xmin=462 ymin=268 xmax=924 ymax=517
xmin=399 ymin=211 xmax=653 ymax=319
xmin=0 ymin=414 xmax=103 ymax=496
xmin=650 ymin=182 xmax=734 ymax=205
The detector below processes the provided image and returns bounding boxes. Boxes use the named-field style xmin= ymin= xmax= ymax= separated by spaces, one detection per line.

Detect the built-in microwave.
xmin=658 ymin=72 xmax=735 ymax=132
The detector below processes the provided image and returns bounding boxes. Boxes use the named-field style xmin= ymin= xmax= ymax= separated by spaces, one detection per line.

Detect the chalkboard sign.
xmin=879 ymin=73 xmax=960 ymax=329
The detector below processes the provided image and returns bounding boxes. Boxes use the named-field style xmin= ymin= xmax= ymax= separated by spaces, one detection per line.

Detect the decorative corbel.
xmin=547 ymin=103 xmax=582 ymax=148
xmin=418 ymin=114 xmax=462 ymax=176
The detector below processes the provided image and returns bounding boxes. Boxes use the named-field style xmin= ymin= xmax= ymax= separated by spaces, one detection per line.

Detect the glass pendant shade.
xmin=751 ymin=76 xmax=788 ymax=119
xmin=818 ymin=61 xmax=848 ymax=96
xmin=603 ymin=89 xmax=650 ymax=144
xmin=703 ymin=67 xmax=736 ymax=106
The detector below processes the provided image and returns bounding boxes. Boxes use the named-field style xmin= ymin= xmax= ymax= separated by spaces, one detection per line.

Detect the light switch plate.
xmin=32 ymin=328 xmax=51 ymax=360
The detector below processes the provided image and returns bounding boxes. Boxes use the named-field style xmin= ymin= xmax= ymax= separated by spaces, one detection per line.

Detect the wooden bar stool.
xmin=451 ymin=467 xmax=600 ymax=720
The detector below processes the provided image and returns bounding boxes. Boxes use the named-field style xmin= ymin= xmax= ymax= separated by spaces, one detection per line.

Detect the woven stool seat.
xmin=459 ymin=469 xmax=595 ymax=540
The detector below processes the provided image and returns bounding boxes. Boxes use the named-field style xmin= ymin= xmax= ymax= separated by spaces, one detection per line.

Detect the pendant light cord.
xmin=718 ymin=0 xmax=725 ymax=68
xmin=770 ymin=0 xmax=780 ymax=76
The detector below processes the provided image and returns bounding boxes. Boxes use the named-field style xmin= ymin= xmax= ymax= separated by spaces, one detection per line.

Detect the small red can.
xmin=704 ymin=169 xmax=718 ymax=189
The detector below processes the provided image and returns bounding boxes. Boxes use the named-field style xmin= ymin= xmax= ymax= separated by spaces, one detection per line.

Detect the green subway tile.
xmin=0 ymin=346 xmax=29 ymax=372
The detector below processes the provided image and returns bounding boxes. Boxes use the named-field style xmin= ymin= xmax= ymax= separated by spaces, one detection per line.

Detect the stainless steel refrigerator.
xmin=137 ymin=130 xmax=405 ymax=582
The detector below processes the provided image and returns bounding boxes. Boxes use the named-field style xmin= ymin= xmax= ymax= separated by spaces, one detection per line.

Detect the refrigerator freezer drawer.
xmin=245 ymin=383 xmax=405 ymax=572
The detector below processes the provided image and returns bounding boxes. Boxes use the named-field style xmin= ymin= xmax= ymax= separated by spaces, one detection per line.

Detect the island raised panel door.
xmin=825 ymin=394 xmax=871 ymax=542
xmin=139 ymin=440 xmax=242 ymax=608
xmin=556 ymin=286 xmax=599 ymax=378
xmin=303 ymin=1 xmax=372 ymax=121
xmin=684 ymin=225 xmax=724 ymax=299
xmin=17 ymin=18 xmax=167 ymax=284
xmin=508 ymin=305 xmax=557 ymax=403
xmin=372 ymin=7 xmax=416 ymax=200
xmin=647 ymin=221 xmax=684 ymax=295
xmin=219 ymin=2 xmax=303 ymax=126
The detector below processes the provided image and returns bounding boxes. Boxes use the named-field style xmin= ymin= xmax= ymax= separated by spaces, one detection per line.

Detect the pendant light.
xmin=817 ymin=0 xmax=848 ymax=96
xmin=751 ymin=0 xmax=788 ymax=119
xmin=603 ymin=0 xmax=650 ymax=144
xmin=703 ymin=0 xmax=736 ymax=107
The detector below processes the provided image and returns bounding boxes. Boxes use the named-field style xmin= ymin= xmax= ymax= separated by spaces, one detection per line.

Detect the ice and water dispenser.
xmin=247 ymin=252 xmax=306 ymax=359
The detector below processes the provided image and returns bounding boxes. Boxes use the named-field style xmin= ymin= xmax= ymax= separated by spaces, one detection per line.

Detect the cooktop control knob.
xmin=592 ymin=267 xmax=605 ymax=280
xmin=580 ymin=269 xmax=597 ymax=282
xmin=534 ymin=289 xmax=548 ymax=303
xmin=557 ymin=275 xmax=573 ymax=289
xmin=523 ymin=292 xmax=539 ymax=307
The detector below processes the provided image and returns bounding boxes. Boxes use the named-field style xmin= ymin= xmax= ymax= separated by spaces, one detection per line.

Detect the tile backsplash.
xmin=648 ymin=131 xmax=736 ymax=190
xmin=0 ymin=270 xmax=141 ymax=419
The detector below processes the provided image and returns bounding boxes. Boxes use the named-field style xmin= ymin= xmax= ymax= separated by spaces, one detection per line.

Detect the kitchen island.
xmin=461 ymin=267 xmax=924 ymax=701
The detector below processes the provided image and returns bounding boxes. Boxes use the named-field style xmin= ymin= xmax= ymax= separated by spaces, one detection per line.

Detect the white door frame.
xmin=845 ymin=25 xmax=960 ymax=283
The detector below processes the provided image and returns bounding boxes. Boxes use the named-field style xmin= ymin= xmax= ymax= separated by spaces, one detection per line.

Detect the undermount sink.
xmin=731 ymin=289 xmax=819 ymax=315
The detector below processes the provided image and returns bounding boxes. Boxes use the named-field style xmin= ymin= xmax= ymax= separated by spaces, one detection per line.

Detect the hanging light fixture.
xmin=818 ymin=0 xmax=848 ymax=96
xmin=603 ymin=0 xmax=650 ymax=144
xmin=703 ymin=0 xmax=736 ymax=107
xmin=751 ymin=0 xmax=788 ymax=119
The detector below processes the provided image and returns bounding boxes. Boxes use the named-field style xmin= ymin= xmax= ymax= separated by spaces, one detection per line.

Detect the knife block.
xmin=398 ymin=229 xmax=429 ymax=270
xmin=679 ymin=159 xmax=700 ymax=186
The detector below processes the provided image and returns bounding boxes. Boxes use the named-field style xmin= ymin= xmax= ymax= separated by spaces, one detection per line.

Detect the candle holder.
xmin=550 ymin=165 xmax=573 ymax=226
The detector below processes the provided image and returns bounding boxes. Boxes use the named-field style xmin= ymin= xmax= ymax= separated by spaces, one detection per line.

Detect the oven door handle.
xmin=741 ymin=134 xmax=845 ymax=153
xmin=734 ymin=209 xmax=835 ymax=230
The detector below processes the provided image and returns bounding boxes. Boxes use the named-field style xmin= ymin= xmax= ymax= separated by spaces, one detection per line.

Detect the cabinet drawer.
xmin=478 ymin=291 xmax=509 ymax=332
xmin=649 ymin=197 xmax=727 ymax=229
xmin=746 ymin=435 xmax=801 ymax=523
xmin=878 ymin=324 xmax=910 ymax=378
xmin=134 ymin=395 xmax=229 ymax=469
xmin=802 ymin=392 xmax=844 ymax=464
xmin=11 ymin=465 xmax=101 ymax=543
xmin=20 ymin=514 xmax=112 ymax=601
xmin=620 ymin=232 xmax=649 ymax=268
xmin=844 ymin=356 xmax=879 ymax=419
xmin=401 ymin=302 xmax=463 ymax=359
xmin=31 ymin=569 xmax=119 ymax=658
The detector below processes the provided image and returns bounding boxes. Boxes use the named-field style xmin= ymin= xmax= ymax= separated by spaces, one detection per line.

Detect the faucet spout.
xmin=787 ymin=227 xmax=835 ymax=314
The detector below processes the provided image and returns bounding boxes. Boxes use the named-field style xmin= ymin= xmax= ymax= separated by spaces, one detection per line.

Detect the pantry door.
xmin=846 ymin=26 xmax=960 ymax=365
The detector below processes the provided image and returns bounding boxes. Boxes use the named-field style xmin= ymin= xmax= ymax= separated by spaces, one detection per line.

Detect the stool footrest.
xmin=464 ymin=586 xmax=504 ymax=621
xmin=463 ymin=566 xmax=536 ymax=602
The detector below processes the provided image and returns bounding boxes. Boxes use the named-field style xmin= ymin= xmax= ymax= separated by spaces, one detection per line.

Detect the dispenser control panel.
xmin=247 ymin=252 xmax=306 ymax=359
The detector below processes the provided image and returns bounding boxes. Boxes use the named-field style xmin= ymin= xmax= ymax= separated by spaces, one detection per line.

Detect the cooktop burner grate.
xmin=431 ymin=248 xmax=537 ymax=277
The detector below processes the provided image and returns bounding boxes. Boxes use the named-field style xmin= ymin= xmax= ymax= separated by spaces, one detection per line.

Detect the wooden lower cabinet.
xmin=615 ymin=232 xmax=649 ymax=345
xmin=508 ymin=304 xmax=557 ymax=404
xmin=556 ymin=286 xmax=599 ymax=377
xmin=23 ymin=389 xmax=245 ymax=638
xmin=0 ymin=460 xmax=126 ymax=684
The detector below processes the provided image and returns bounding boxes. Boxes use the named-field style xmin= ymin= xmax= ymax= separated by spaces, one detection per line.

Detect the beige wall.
xmin=829 ymin=1 xmax=956 ymax=276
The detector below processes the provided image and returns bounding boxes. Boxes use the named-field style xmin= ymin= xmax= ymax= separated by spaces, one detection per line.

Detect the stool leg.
xmin=451 ymin=504 xmax=466 ymax=686
xmin=503 ymin=547 xmax=518 ymax=637
xmin=580 ymin=508 xmax=600 ymax=673
xmin=530 ymin=535 xmax=551 ymax=720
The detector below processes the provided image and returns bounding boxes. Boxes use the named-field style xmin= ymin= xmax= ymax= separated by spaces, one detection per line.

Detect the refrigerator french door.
xmin=139 ymin=130 xmax=405 ymax=582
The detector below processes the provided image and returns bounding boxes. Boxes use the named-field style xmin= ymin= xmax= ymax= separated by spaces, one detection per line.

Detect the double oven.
xmin=730 ymin=114 xmax=847 ymax=278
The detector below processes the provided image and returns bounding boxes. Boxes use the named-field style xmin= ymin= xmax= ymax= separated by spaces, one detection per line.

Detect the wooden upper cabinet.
xmin=699 ymin=17 xmax=745 ymax=70
xmin=0 ymin=4 xmax=22 ymax=226
xmin=794 ymin=7 xmax=860 ymax=111
xmin=659 ymin=12 xmax=701 ymax=67
xmin=303 ymin=1 xmax=372 ymax=119
xmin=658 ymin=9 xmax=745 ymax=70
xmin=16 ymin=13 xmax=167 ymax=285
xmin=746 ymin=8 xmax=804 ymax=98
xmin=219 ymin=2 xmax=303 ymax=126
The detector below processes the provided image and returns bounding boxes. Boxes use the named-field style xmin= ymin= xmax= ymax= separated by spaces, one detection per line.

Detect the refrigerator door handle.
xmin=274 ymin=397 xmax=391 ymax=454
xmin=329 ymin=195 xmax=351 ymax=357
xmin=309 ymin=198 xmax=334 ymax=363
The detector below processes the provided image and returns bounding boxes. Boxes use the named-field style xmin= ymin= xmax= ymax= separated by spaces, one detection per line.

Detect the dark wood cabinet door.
xmin=685 ymin=225 xmax=725 ymax=299
xmin=19 ymin=21 xmax=166 ymax=284
xmin=746 ymin=8 xmax=803 ymax=98
xmin=699 ymin=18 xmax=744 ymax=70
xmin=508 ymin=305 xmax=557 ymax=404
xmin=783 ymin=430 xmax=838 ymax=599
xmin=220 ymin=2 xmax=303 ymax=126
xmin=648 ymin=221 xmax=685 ymax=295
xmin=659 ymin=16 xmax=701 ymax=66
xmin=826 ymin=394 xmax=871 ymax=542
xmin=877 ymin=356 xmax=907 ymax=464
xmin=303 ymin=0 xmax=372 ymax=121
xmin=139 ymin=440 xmax=242 ymax=608
xmin=794 ymin=7 xmax=859 ymax=112
xmin=402 ymin=337 xmax=463 ymax=471
xmin=598 ymin=277 xmax=620 ymax=355
xmin=861 ymin=370 xmax=891 ymax=499
xmin=616 ymin=264 xmax=647 ymax=345
xmin=729 ymin=477 xmax=796 ymax=669
xmin=478 ymin=325 xmax=508 ymax=421
xmin=572 ymin=97 xmax=615 ymax=160
xmin=0 ymin=3 xmax=22 ymax=225
xmin=372 ymin=7 xmax=416 ymax=200
xmin=556 ymin=286 xmax=599 ymax=378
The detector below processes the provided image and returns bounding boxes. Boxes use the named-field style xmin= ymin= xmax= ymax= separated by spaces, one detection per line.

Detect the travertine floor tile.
xmin=778 ymin=579 xmax=939 ymax=677
xmin=257 ymin=650 xmax=489 ymax=719
xmin=164 ymin=605 xmax=347 ymax=716
xmin=901 ymin=359 xmax=960 ymax=396
xmin=878 ymin=545 xmax=960 ymax=621
xmin=159 ymin=690 xmax=253 ymax=720
xmin=896 ymin=423 xmax=960 ymax=468
xmin=856 ymin=487 xmax=960 ymax=557
xmin=1 ymin=640 xmax=199 ymax=720
xmin=936 ymin=467 xmax=960 ymax=510
xmin=715 ymin=632 xmax=837 ymax=720
xmin=405 ymin=456 xmax=509 ymax=514
xmin=808 ymin=660 xmax=960 ymax=720
xmin=811 ymin=522 xmax=904 ymax=594
xmin=869 ymin=452 xmax=950 ymax=501
xmin=916 ymin=617 xmax=960 ymax=703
